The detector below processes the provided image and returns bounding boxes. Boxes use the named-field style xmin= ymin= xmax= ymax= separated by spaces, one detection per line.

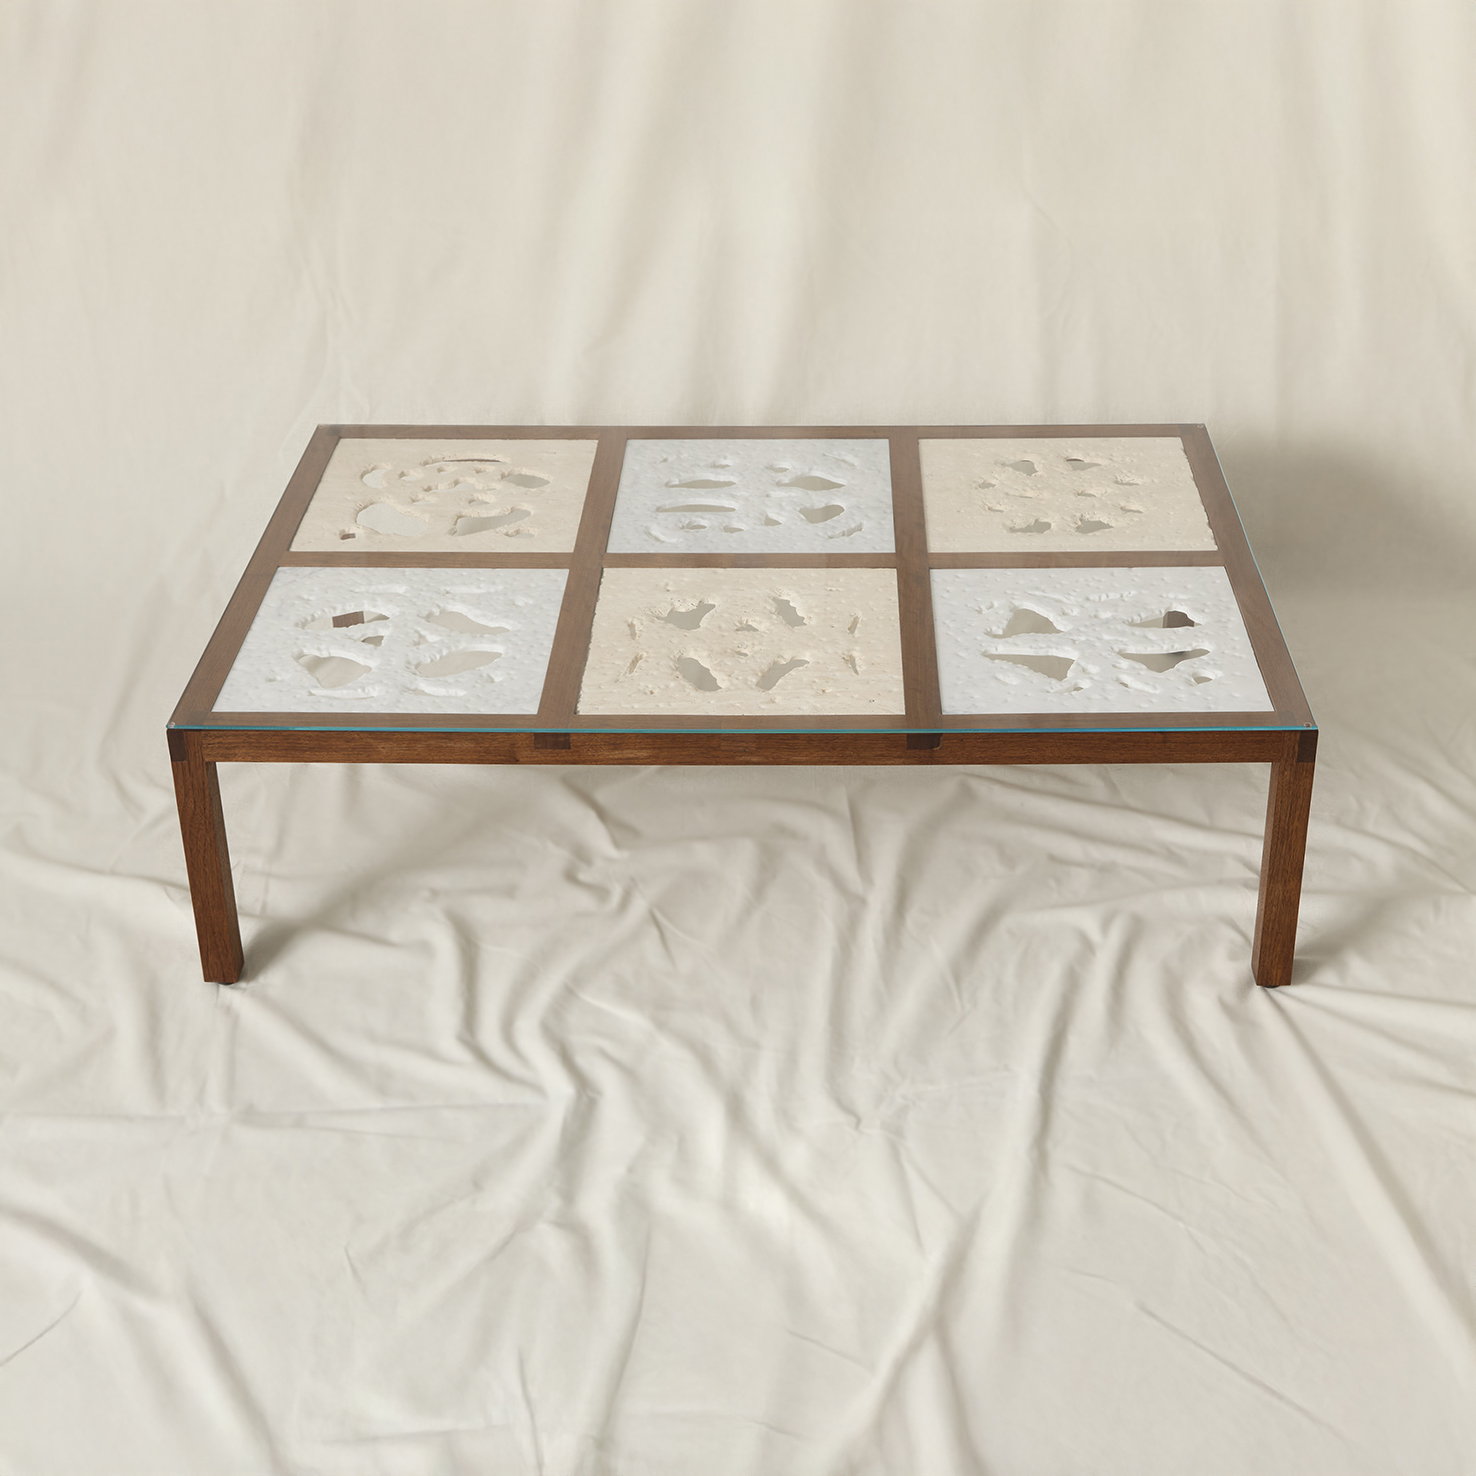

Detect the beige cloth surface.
xmin=3 ymin=3 xmax=1476 ymax=1472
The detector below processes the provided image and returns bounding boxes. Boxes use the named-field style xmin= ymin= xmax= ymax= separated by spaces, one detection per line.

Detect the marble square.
xmin=291 ymin=439 xmax=598 ymax=552
xmin=578 ymin=568 xmax=905 ymax=716
xmin=920 ymin=437 xmax=1217 ymax=552
xmin=606 ymin=439 xmax=895 ymax=554
xmin=931 ymin=566 xmax=1271 ymax=714
xmin=214 ymin=567 xmax=568 ymax=714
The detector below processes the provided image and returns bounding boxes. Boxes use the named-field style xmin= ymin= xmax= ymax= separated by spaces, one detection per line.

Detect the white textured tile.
xmin=931 ymin=566 xmax=1272 ymax=714
xmin=607 ymin=439 xmax=895 ymax=553
xmin=578 ymin=568 xmax=904 ymax=716
xmin=214 ymin=567 xmax=567 ymax=714
xmin=291 ymin=439 xmax=598 ymax=552
xmin=920 ymin=437 xmax=1216 ymax=552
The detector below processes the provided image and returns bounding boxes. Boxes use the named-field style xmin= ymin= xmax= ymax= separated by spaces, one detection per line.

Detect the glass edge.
xmin=1202 ymin=435 xmax=1319 ymax=730
xmin=168 ymin=718 xmax=1313 ymax=736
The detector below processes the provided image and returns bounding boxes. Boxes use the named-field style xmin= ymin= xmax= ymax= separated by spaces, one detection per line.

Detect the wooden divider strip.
xmin=278 ymin=551 xmax=572 ymax=568
xmin=888 ymin=432 xmax=943 ymax=736
xmin=603 ymin=552 xmax=894 ymax=569
xmin=535 ymin=432 xmax=628 ymax=725
xmin=915 ymin=423 xmax=1186 ymax=440
xmin=929 ymin=550 xmax=1223 ymax=569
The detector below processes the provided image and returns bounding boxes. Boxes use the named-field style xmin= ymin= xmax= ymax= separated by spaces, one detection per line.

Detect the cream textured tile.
xmin=578 ymin=568 xmax=904 ymax=716
xmin=291 ymin=439 xmax=598 ymax=552
xmin=931 ymin=566 xmax=1271 ymax=714
xmin=920 ymin=437 xmax=1216 ymax=551
xmin=213 ymin=567 xmax=567 ymax=714
xmin=607 ymin=439 xmax=895 ymax=553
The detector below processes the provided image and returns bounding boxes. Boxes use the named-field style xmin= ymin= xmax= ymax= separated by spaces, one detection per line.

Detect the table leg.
xmin=168 ymin=730 xmax=244 ymax=984
xmin=1251 ymin=730 xmax=1317 ymax=988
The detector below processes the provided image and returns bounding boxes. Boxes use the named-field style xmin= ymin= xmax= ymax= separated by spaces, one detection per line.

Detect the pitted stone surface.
xmin=291 ymin=439 xmax=598 ymax=552
xmin=607 ymin=439 xmax=895 ymax=553
xmin=578 ymin=568 xmax=904 ymax=715
xmin=931 ymin=566 xmax=1270 ymax=713
xmin=920 ymin=437 xmax=1216 ymax=551
xmin=214 ymin=567 xmax=567 ymax=713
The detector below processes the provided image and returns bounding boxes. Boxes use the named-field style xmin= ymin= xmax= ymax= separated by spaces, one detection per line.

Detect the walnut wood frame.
xmin=168 ymin=423 xmax=1316 ymax=989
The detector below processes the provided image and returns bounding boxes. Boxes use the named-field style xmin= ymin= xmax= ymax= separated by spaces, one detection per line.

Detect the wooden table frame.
xmin=168 ymin=423 xmax=1316 ymax=988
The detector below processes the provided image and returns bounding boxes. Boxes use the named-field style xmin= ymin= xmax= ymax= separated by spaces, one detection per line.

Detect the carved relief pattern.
xmin=290 ymin=440 xmax=599 ymax=552
xmin=213 ymin=567 xmax=567 ymax=714
xmin=208 ymin=430 xmax=1270 ymax=723
xmin=577 ymin=568 xmax=905 ymax=715
xmin=920 ymin=437 xmax=1217 ymax=551
xmin=930 ymin=566 xmax=1271 ymax=714
xmin=606 ymin=439 xmax=895 ymax=553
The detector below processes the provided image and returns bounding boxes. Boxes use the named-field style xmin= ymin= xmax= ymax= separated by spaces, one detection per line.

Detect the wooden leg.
xmin=1251 ymin=730 xmax=1317 ymax=988
xmin=168 ymin=730 xmax=244 ymax=984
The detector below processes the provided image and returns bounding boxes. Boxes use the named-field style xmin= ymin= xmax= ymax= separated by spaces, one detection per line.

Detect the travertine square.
xmin=920 ymin=437 xmax=1216 ymax=552
xmin=578 ymin=568 xmax=905 ymax=716
xmin=291 ymin=439 xmax=598 ymax=552
xmin=214 ymin=567 xmax=567 ymax=713
xmin=607 ymin=439 xmax=895 ymax=554
xmin=931 ymin=566 xmax=1271 ymax=714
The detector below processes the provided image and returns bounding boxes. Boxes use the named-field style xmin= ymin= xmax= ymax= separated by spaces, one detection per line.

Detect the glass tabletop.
xmin=170 ymin=425 xmax=1315 ymax=737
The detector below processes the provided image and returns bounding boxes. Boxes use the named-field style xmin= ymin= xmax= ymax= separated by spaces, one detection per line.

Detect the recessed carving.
xmin=214 ymin=567 xmax=567 ymax=714
xmin=931 ymin=566 xmax=1271 ymax=714
xmin=1131 ymin=609 xmax=1198 ymax=629
xmin=357 ymin=503 xmax=428 ymax=537
xmin=1120 ymin=647 xmax=1210 ymax=673
xmin=415 ymin=649 xmax=502 ymax=678
xmin=608 ymin=439 xmax=895 ymax=554
xmin=676 ymin=656 xmax=721 ymax=691
xmin=454 ymin=508 xmax=530 ymax=536
xmin=920 ymin=437 xmax=1217 ymax=552
xmin=757 ymin=658 xmax=810 ymax=690
xmin=578 ymin=568 xmax=904 ymax=715
xmin=292 ymin=439 xmax=598 ymax=553
xmin=660 ymin=601 xmax=717 ymax=630
xmin=1001 ymin=608 xmax=1061 ymax=637
xmin=301 ymin=609 xmax=391 ymax=632
xmin=986 ymin=653 xmax=1075 ymax=681
xmin=295 ymin=653 xmax=371 ymax=688
xmin=428 ymin=610 xmax=509 ymax=635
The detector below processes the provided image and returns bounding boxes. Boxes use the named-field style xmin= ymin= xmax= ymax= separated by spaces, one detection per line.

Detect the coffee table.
xmin=168 ymin=423 xmax=1316 ymax=987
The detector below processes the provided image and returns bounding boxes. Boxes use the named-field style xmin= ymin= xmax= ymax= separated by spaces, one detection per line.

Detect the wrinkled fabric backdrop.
xmin=3 ymin=3 xmax=1475 ymax=1473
